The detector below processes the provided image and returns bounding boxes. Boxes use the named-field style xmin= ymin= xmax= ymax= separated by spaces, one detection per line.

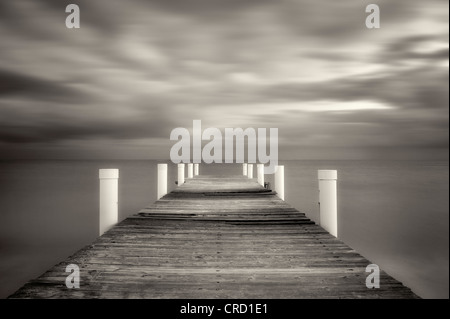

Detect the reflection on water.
xmin=0 ymin=160 xmax=448 ymax=298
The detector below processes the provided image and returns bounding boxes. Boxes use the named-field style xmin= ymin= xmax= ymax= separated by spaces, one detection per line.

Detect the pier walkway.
xmin=9 ymin=176 xmax=418 ymax=298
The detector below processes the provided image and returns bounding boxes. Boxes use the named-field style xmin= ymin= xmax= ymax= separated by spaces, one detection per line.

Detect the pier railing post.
xmin=187 ymin=163 xmax=194 ymax=178
xmin=275 ymin=165 xmax=284 ymax=200
xmin=157 ymin=164 xmax=168 ymax=199
xmin=194 ymin=163 xmax=199 ymax=176
xmin=243 ymin=163 xmax=248 ymax=176
xmin=318 ymin=170 xmax=338 ymax=237
xmin=247 ymin=164 xmax=253 ymax=179
xmin=257 ymin=164 xmax=264 ymax=186
xmin=178 ymin=163 xmax=185 ymax=185
xmin=99 ymin=169 xmax=119 ymax=236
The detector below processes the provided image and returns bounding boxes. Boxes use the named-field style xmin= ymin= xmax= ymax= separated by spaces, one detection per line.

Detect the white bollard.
xmin=242 ymin=163 xmax=248 ymax=176
xmin=275 ymin=165 xmax=284 ymax=200
xmin=99 ymin=169 xmax=119 ymax=236
xmin=187 ymin=163 xmax=194 ymax=178
xmin=318 ymin=170 xmax=338 ymax=237
xmin=247 ymin=164 xmax=253 ymax=179
xmin=257 ymin=164 xmax=264 ymax=186
xmin=157 ymin=164 xmax=168 ymax=199
xmin=178 ymin=163 xmax=185 ymax=185
xmin=194 ymin=163 xmax=199 ymax=176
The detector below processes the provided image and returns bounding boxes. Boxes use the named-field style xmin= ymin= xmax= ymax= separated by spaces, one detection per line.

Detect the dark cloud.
xmin=0 ymin=118 xmax=166 ymax=143
xmin=0 ymin=92 xmax=184 ymax=143
xmin=139 ymin=0 xmax=273 ymax=17
xmin=377 ymin=35 xmax=449 ymax=64
xmin=260 ymin=64 xmax=448 ymax=111
xmin=300 ymin=51 xmax=354 ymax=62
xmin=0 ymin=69 xmax=87 ymax=103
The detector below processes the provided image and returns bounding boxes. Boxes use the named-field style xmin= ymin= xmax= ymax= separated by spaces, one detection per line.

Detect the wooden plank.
xmin=8 ymin=175 xmax=419 ymax=299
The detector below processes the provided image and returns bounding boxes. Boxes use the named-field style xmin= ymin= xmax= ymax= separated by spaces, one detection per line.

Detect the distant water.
xmin=0 ymin=160 xmax=448 ymax=299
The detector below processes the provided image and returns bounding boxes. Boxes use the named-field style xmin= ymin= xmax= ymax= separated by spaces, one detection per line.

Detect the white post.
xmin=275 ymin=165 xmax=284 ymax=200
xmin=187 ymin=163 xmax=194 ymax=178
xmin=318 ymin=170 xmax=338 ymax=237
xmin=99 ymin=169 xmax=119 ymax=236
xmin=178 ymin=163 xmax=185 ymax=185
xmin=194 ymin=163 xmax=199 ymax=176
xmin=242 ymin=163 xmax=248 ymax=176
xmin=247 ymin=164 xmax=253 ymax=179
xmin=157 ymin=164 xmax=168 ymax=199
xmin=257 ymin=164 xmax=264 ymax=186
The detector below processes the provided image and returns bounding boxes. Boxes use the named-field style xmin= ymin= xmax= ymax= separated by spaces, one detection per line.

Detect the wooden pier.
xmin=9 ymin=175 xmax=418 ymax=299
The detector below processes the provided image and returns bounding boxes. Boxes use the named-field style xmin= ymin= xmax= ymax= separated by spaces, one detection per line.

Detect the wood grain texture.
xmin=9 ymin=175 xmax=419 ymax=299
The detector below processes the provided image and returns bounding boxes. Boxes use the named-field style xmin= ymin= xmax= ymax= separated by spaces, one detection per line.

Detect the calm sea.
xmin=0 ymin=160 xmax=448 ymax=299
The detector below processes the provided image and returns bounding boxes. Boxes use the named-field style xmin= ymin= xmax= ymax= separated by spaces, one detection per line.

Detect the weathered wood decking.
xmin=9 ymin=176 xmax=418 ymax=299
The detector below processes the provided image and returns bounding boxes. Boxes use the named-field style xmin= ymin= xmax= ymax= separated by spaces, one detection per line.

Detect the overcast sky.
xmin=0 ymin=0 xmax=448 ymax=160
